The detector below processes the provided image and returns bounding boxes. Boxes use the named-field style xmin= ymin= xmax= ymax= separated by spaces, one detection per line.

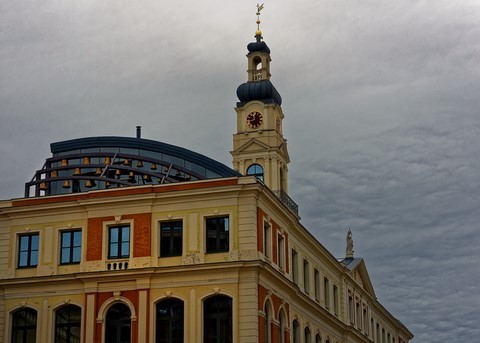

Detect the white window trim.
xmin=102 ymin=219 xmax=134 ymax=261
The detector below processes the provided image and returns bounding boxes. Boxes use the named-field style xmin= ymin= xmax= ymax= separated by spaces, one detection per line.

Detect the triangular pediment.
xmin=235 ymin=138 xmax=271 ymax=153
xmin=341 ymin=258 xmax=376 ymax=298
xmin=234 ymin=138 xmax=290 ymax=160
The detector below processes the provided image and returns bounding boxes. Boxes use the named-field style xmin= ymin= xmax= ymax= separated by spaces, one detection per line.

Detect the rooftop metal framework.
xmin=25 ymin=136 xmax=240 ymax=198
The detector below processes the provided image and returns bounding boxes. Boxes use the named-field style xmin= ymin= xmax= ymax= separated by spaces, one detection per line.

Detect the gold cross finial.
xmin=255 ymin=3 xmax=264 ymax=38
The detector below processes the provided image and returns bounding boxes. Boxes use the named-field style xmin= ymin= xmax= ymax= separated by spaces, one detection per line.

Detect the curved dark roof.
xmin=51 ymin=136 xmax=239 ymax=177
xmin=247 ymin=41 xmax=271 ymax=54
xmin=236 ymin=80 xmax=282 ymax=106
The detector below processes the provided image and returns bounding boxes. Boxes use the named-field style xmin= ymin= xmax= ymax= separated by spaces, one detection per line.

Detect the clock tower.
xmin=231 ymin=6 xmax=290 ymax=194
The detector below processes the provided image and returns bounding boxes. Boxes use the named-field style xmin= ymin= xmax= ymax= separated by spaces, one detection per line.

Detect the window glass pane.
xmin=20 ymin=236 xmax=29 ymax=251
xmin=61 ymin=248 xmax=70 ymax=264
xmin=122 ymin=227 xmax=130 ymax=242
xmin=62 ymin=232 xmax=71 ymax=248
xmin=72 ymin=247 xmax=81 ymax=263
xmin=73 ymin=231 xmax=82 ymax=246
xmin=30 ymin=250 xmax=38 ymax=266
xmin=110 ymin=243 xmax=118 ymax=258
xmin=121 ymin=242 xmax=129 ymax=257
xmin=110 ymin=228 xmax=119 ymax=243
xmin=19 ymin=252 xmax=28 ymax=267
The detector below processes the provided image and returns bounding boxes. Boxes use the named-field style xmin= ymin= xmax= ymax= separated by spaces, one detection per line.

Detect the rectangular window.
xmin=18 ymin=233 xmax=39 ymax=268
xmin=371 ymin=319 xmax=375 ymax=340
xmin=277 ymin=234 xmax=285 ymax=269
xmin=324 ymin=277 xmax=330 ymax=309
xmin=60 ymin=230 xmax=82 ymax=264
xmin=356 ymin=302 xmax=361 ymax=329
xmin=291 ymin=250 xmax=298 ymax=285
xmin=349 ymin=296 xmax=355 ymax=323
xmin=206 ymin=216 xmax=229 ymax=253
xmin=314 ymin=269 xmax=320 ymax=301
xmin=263 ymin=222 xmax=271 ymax=258
xmin=363 ymin=307 xmax=368 ymax=333
xmin=108 ymin=225 xmax=130 ymax=259
xmin=160 ymin=220 xmax=183 ymax=257
xmin=303 ymin=259 xmax=309 ymax=293
xmin=333 ymin=285 xmax=339 ymax=315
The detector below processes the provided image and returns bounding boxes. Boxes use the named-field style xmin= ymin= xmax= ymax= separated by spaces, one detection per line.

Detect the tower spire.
xmin=255 ymin=3 xmax=264 ymax=42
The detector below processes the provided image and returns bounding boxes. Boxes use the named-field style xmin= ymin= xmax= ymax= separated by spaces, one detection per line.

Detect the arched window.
xmin=246 ymin=164 xmax=264 ymax=181
xmin=11 ymin=308 xmax=37 ymax=342
xmin=55 ymin=305 xmax=81 ymax=343
xmin=105 ymin=303 xmax=131 ymax=343
xmin=316 ymin=333 xmax=322 ymax=343
xmin=304 ymin=326 xmax=311 ymax=343
xmin=156 ymin=298 xmax=184 ymax=343
xmin=278 ymin=310 xmax=286 ymax=343
xmin=204 ymin=295 xmax=232 ymax=343
xmin=264 ymin=301 xmax=271 ymax=343
xmin=292 ymin=320 xmax=300 ymax=343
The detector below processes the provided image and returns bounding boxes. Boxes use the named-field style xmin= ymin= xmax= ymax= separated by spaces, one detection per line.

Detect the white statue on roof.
xmin=346 ymin=228 xmax=354 ymax=258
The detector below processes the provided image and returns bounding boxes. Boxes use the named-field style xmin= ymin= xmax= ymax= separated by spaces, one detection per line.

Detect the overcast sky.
xmin=1 ymin=1 xmax=479 ymax=341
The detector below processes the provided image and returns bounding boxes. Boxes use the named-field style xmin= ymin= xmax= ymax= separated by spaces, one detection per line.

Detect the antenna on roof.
xmin=136 ymin=126 xmax=142 ymax=139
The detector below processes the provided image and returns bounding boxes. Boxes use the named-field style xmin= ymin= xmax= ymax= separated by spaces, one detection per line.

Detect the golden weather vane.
xmin=255 ymin=3 xmax=265 ymax=38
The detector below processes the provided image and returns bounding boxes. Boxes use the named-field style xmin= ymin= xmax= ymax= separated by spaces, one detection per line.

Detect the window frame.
xmin=303 ymin=259 xmax=310 ymax=294
xmin=291 ymin=249 xmax=298 ymax=285
xmin=246 ymin=163 xmax=264 ymax=181
xmin=324 ymin=277 xmax=330 ymax=309
xmin=11 ymin=307 xmax=37 ymax=342
xmin=107 ymin=225 xmax=130 ymax=259
xmin=54 ymin=304 xmax=82 ymax=343
xmin=277 ymin=233 xmax=285 ymax=270
xmin=314 ymin=269 xmax=320 ymax=301
xmin=17 ymin=233 xmax=40 ymax=268
xmin=156 ymin=298 xmax=184 ymax=343
xmin=333 ymin=285 xmax=339 ymax=315
xmin=60 ymin=229 xmax=82 ymax=265
xmin=205 ymin=216 xmax=230 ymax=254
xmin=263 ymin=221 xmax=271 ymax=259
xmin=159 ymin=220 xmax=183 ymax=258
xmin=203 ymin=295 xmax=233 ymax=343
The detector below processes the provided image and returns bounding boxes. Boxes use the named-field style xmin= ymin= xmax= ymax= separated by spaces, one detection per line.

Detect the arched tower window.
xmin=105 ymin=303 xmax=131 ymax=343
xmin=11 ymin=308 xmax=37 ymax=342
xmin=253 ymin=56 xmax=262 ymax=80
xmin=156 ymin=298 xmax=184 ymax=343
xmin=316 ymin=333 xmax=322 ymax=343
xmin=204 ymin=295 xmax=232 ymax=343
xmin=55 ymin=305 xmax=81 ymax=343
xmin=246 ymin=164 xmax=264 ymax=181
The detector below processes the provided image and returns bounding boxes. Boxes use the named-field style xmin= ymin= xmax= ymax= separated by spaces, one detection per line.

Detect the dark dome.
xmin=247 ymin=41 xmax=271 ymax=54
xmin=236 ymin=80 xmax=282 ymax=106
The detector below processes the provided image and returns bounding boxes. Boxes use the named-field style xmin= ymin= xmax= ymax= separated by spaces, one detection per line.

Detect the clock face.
xmin=246 ymin=111 xmax=263 ymax=129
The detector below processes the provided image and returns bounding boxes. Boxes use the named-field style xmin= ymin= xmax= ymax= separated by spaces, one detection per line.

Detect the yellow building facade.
xmin=0 ymin=9 xmax=412 ymax=343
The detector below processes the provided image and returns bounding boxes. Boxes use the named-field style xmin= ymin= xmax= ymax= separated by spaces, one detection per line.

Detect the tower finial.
xmin=255 ymin=3 xmax=264 ymax=42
